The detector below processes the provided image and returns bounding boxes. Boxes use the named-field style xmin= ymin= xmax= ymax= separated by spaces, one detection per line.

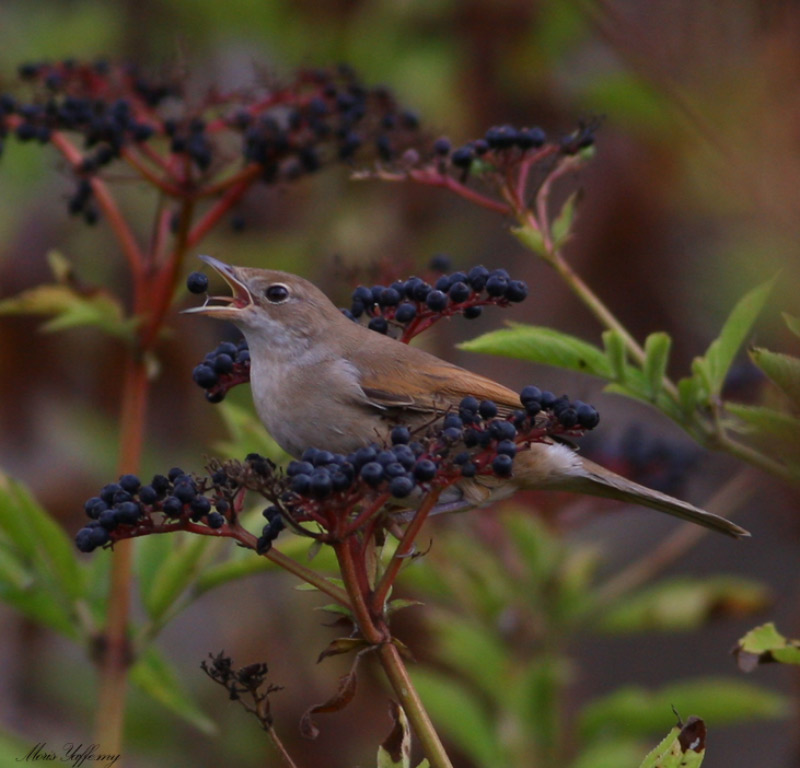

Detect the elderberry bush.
xmin=75 ymin=389 xmax=599 ymax=554
xmin=1 ymin=60 xmax=425 ymax=226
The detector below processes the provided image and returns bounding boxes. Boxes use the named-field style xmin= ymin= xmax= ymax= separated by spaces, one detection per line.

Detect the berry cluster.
xmin=2 ymin=60 xmax=423 ymax=224
xmin=75 ymin=388 xmax=599 ymax=554
xmin=74 ymin=457 xmax=273 ymax=553
xmin=345 ymin=263 xmax=528 ymax=340
xmin=266 ymin=389 xmax=598 ymax=531
xmin=191 ymin=338 xmax=251 ymax=403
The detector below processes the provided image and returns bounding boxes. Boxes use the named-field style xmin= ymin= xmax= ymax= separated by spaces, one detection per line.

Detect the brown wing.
xmin=352 ymin=337 xmax=524 ymax=416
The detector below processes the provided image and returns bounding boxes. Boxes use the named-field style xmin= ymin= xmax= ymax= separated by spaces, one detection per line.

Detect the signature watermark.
xmin=17 ymin=743 xmax=120 ymax=768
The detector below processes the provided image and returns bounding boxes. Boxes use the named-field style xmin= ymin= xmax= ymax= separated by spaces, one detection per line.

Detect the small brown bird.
xmin=186 ymin=255 xmax=749 ymax=538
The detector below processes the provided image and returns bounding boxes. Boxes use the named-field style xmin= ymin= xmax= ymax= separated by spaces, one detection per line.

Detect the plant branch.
xmin=377 ymin=642 xmax=454 ymax=768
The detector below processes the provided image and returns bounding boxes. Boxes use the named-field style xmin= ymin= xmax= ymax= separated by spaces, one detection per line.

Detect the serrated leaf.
xmin=130 ymin=646 xmax=216 ymax=734
xmin=734 ymin=622 xmax=800 ymax=671
xmin=142 ymin=536 xmax=211 ymax=622
xmin=410 ymin=669 xmax=501 ymax=768
xmin=552 ymin=191 xmax=578 ymax=250
xmin=749 ymin=347 xmax=800 ymax=410
xmin=460 ymin=323 xmax=612 ymax=378
xmin=639 ymin=718 xmax=705 ymax=768
xmin=511 ymin=224 xmax=547 ymax=257
xmin=579 ymin=678 xmax=786 ymax=742
xmin=602 ymin=329 xmax=628 ymax=382
xmin=0 ymin=283 xmax=137 ymax=340
xmin=597 ymin=576 xmax=770 ymax=634
xmin=377 ymin=700 xmax=411 ymax=768
xmin=643 ymin=333 xmax=672 ymax=400
xmin=701 ymin=276 xmax=776 ymax=397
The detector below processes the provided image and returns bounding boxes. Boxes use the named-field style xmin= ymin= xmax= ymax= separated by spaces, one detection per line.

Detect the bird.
xmin=185 ymin=255 xmax=749 ymax=539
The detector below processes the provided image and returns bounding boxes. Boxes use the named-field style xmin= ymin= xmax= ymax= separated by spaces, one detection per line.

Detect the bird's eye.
xmin=264 ymin=284 xmax=290 ymax=303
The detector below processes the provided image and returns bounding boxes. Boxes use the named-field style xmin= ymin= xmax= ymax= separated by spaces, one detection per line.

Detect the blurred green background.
xmin=0 ymin=1 xmax=798 ymax=767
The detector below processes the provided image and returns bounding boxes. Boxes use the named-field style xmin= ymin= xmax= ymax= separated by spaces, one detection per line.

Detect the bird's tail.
xmin=547 ymin=456 xmax=749 ymax=538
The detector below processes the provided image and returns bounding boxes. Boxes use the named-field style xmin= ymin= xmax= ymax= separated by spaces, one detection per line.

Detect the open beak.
xmin=182 ymin=255 xmax=253 ymax=318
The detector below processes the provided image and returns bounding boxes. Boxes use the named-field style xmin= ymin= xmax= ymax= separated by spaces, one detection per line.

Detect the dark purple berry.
xmin=309 ymin=470 xmax=333 ymax=499
xmin=213 ymin=354 xmax=234 ymax=374
xmin=391 ymin=426 xmax=411 ymax=445
xmin=426 ymin=290 xmax=447 ymax=312
xmin=139 ymin=485 xmax=158 ymax=505
xmin=576 ymin=402 xmax=600 ymax=429
xmin=287 ymin=460 xmax=314 ymax=477
xmin=485 ymin=275 xmax=508 ymax=297
xmin=505 ymin=280 xmax=528 ymax=302
xmin=479 ymin=400 xmax=499 ymax=419
xmin=450 ymin=146 xmax=473 ymax=168
xmin=460 ymin=462 xmax=477 ymax=478
xmin=429 ymin=253 xmax=452 ymax=273
xmin=162 ymin=496 xmax=184 ymax=517
xmin=193 ymin=364 xmax=218 ymax=388
xmin=360 ymin=462 xmax=384 ymax=487
xmin=492 ymin=454 xmax=514 ymax=477
xmin=489 ymin=420 xmax=517 ymax=441
xmin=463 ymin=306 xmax=482 ymax=320
xmin=190 ymin=496 xmax=212 ymax=517
xmin=291 ymin=474 xmax=311 ymax=495
xmin=394 ymin=302 xmax=416 ymax=323
xmin=433 ymin=137 xmax=451 ymax=156
xmin=448 ymin=281 xmax=471 ymax=303
xmin=412 ymin=459 xmax=437 ymax=482
xmin=206 ymin=512 xmax=225 ymax=529
xmin=187 ymin=272 xmax=209 ymax=294
xmin=389 ymin=475 xmax=415 ymax=498
xmin=115 ymin=501 xmax=142 ymax=525
xmin=540 ymin=391 xmax=557 ymax=409
xmin=520 ymin=385 xmax=542 ymax=404
xmin=368 ymin=316 xmax=389 ymax=334
xmin=496 ymin=440 xmax=517 ymax=457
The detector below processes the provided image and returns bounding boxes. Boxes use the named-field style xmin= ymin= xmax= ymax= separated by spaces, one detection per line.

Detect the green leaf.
xmin=460 ymin=323 xmax=612 ymax=377
xmin=511 ymin=224 xmax=547 ymax=257
xmin=552 ymin=191 xmax=579 ymax=250
xmin=0 ymin=283 xmax=137 ymax=340
xmin=677 ymin=374 xmax=703 ymax=417
xmin=579 ymin=678 xmax=787 ymax=742
xmin=724 ymin=402 xmax=800 ymax=446
xmin=642 ymin=333 xmax=672 ymax=400
xmin=700 ymin=276 xmax=776 ymax=397
xmin=130 ymin=647 xmax=216 ymax=734
xmin=570 ymin=739 xmax=645 ymax=768
xmin=602 ymin=330 xmax=628 ymax=382
xmin=749 ymin=347 xmax=800 ymax=410
xmin=410 ymin=668 xmax=502 ymax=768
xmin=638 ymin=718 xmax=705 ymax=768
xmin=597 ymin=576 xmax=770 ymax=634
xmin=142 ymin=536 xmax=212 ymax=622
xmin=783 ymin=313 xmax=800 ymax=338
xmin=734 ymin=622 xmax=800 ymax=671
xmin=426 ymin=612 xmax=507 ymax=701
xmin=0 ymin=472 xmax=85 ymax=638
